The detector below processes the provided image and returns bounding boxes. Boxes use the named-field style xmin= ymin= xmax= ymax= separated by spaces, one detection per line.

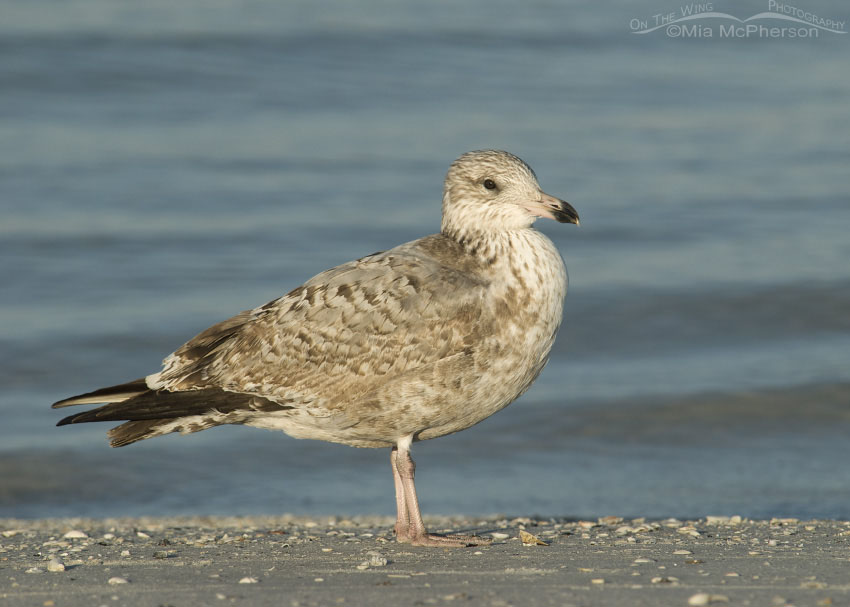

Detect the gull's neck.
xmin=441 ymin=225 xmax=516 ymax=266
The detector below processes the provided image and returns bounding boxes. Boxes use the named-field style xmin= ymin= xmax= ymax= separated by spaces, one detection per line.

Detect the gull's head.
xmin=441 ymin=150 xmax=579 ymax=239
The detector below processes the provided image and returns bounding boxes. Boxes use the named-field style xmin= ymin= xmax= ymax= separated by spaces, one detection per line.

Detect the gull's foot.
xmin=398 ymin=532 xmax=493 ymax=548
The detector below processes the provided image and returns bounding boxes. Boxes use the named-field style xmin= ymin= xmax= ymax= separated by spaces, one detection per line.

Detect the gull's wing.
xmin=150 ymin=234 xmax=491 ymax=411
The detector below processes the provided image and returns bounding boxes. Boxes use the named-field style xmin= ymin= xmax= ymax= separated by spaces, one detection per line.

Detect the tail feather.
xmin=54 ymin=385 xmax=294 ymax=447
xmin=107 ymin=420 xmax=172 ymax=447
xmin=56 ymin=388 xmax=288 ymax=426
xmin=52 ymin=379 xmax=149 ymax=408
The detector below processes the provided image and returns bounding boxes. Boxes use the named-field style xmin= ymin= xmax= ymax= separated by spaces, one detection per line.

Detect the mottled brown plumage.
xmin=53 ymin=150 xmax=579 ymax=546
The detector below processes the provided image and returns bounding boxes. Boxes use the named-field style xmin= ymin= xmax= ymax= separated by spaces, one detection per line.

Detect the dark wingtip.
xmin=51 ymin=378 xmax=149 ymax=409
xmin=52 ymin=398 xmax=75 ymax=409
xmin=56 ymin=413 xmax=83 ymax=426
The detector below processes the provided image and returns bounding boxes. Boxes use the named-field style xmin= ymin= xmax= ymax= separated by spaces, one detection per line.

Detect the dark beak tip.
xmin=554 ymin=202 xmax=580 ymax=225
xmin=556 ymin=215 xmax=580 ymax=225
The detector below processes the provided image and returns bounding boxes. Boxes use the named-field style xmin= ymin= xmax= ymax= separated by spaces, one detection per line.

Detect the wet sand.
xmin=2 ymin=515 xmax=848 ymax=606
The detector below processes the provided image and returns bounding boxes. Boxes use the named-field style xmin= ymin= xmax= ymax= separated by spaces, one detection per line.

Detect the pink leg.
xmin=390 ymin=441 xmax=491 ymax=547
xmin=391 ymin=447 xmax=411 ymax=538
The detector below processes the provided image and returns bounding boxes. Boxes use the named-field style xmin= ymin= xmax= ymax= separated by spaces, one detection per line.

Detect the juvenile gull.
xmin=53 ymin=150 xmax=579 ymax=547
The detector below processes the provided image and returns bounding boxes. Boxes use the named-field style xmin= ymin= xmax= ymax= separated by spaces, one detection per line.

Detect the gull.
xmin=53 ymin=150 xmax=579 ymax=547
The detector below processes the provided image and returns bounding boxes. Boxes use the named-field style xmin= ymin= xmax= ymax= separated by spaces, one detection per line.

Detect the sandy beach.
xmin=1 ymin=515 xmax=847 ymax=606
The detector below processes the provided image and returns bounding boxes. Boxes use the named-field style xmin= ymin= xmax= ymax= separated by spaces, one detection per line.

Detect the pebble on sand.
xmin=688 ymin=592 xmax=730 ymax=605
xmin=357 ymin=551 xmax=389 ymax=570
xmin=62 ymin=530 xmax=87 ymax=539
xmin=1 ymin=529 xmax=24 ymax=538
xmin=519 ymin=530 xmax=549 ymax=546
xmin=108 ymin=576 xmax=129 ymax=585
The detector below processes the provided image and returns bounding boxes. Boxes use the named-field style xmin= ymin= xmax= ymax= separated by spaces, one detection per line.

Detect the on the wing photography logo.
xmin=630 ymin=0 xmax=846 ymax=38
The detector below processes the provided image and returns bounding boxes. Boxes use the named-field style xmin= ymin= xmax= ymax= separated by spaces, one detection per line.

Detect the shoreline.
xmin=2 ymin=515 xmax=848 ymax=606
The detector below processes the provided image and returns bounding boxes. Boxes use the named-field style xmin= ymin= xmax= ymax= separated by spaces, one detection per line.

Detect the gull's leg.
xmin=391 ymin=447 xmax=411 ymax=538
xmin=391 ymin=437 xmax=491 ymax=547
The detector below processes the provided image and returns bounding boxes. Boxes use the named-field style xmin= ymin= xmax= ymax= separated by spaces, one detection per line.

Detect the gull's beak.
xmin=524 ymin=191 xmax=580 ymax=225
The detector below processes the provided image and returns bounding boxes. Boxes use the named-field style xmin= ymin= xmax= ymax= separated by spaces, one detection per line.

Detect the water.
xmin=2 ymin=0 xmax=849 ymax=520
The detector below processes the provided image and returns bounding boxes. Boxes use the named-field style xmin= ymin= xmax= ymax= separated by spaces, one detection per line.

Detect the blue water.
xmin=2 ymin=0 xmax=850 ymax=520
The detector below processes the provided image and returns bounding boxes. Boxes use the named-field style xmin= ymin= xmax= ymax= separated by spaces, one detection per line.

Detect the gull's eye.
xmin=483 ymin=179 xmax=497 ymax=190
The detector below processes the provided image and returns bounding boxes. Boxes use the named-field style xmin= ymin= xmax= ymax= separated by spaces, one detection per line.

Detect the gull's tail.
xmin=52 ymin=380 xmax=287 ymax=447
